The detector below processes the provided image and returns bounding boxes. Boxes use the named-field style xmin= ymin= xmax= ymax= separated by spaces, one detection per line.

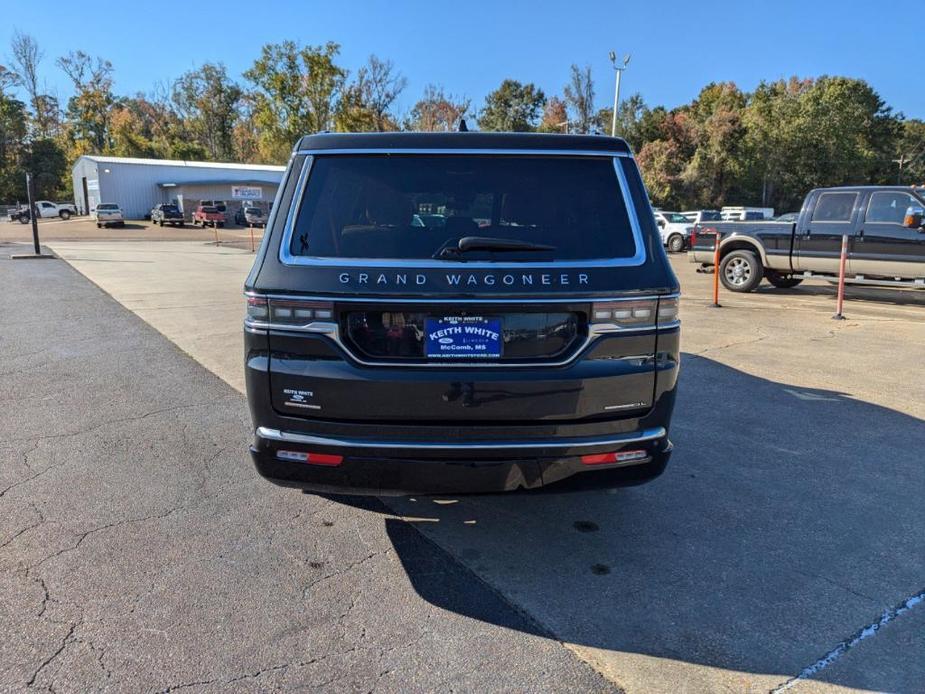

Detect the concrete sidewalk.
xmin=45 ymin=240 xmax=925 ymax=693
xmin=49 ymin=241 xmax=255 ymax=393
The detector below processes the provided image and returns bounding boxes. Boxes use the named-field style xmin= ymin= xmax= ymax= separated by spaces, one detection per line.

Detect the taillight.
xmin=246 ymin=296 xmax=268 ymax=321
xmin=657 ymin=297 xmax=680 ymax=326
xmin=590 ymin=296 xmax=679 ymax=330
xmin=591 ymin=299 xmax=657 ymax=328
xmin=245 ymin=296 xmax=334 ymax=326
xmin=267 ymin=299 xmax=334 ymax=324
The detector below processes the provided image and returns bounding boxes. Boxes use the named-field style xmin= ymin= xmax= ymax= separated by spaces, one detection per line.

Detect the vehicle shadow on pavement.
xmin=343 ymin=354 xmax=925 ymax=692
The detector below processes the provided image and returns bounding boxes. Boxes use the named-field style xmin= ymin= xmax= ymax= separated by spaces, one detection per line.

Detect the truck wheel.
xmin=96 ymin=223 xmax=102 ymax=228
xmin=766 ymin=271 xmax=803 ymax=289
xmin=18 ymin=214 xmax=30 ymax=224
xmin=667 ymin=234 xmax=685 ymax=253
xmin=59 ymin=210 xmax=71 ymax=220
xmin=719 ymin=250 xmax=763 ymax=292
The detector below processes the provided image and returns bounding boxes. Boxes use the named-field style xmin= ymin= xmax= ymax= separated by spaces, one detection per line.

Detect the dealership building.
xmin=71 ymin=155 xmax=287 ymax=219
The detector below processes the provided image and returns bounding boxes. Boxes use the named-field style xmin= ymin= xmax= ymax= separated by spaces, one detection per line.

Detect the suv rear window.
xmin=289 ymin=155 xmax=637 ymax=261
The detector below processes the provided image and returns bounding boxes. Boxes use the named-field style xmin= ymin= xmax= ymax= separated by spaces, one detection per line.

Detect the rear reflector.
xmin=276 ymin=450 xmax=344 ymax=466
xmin=581 ymin=449 xmax=648 ymax=466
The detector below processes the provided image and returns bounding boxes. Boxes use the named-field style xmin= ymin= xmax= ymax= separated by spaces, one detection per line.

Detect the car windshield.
xmin=98 ymin=204 xmax=118 ymax=210
xmin=290 ymin=155 xmax=637 ymax=261
xmin=201 ymin=206 xmax=217 ymax=213
xmin=664 ymin=213 xmax=689 ymax=223
xmin=700 ymin=211 xmax=722 ymax=221
xmin=163 ymin=205 xmax=179 ymax=212
xmin=245 ymin=208 xmax=262 ymax=214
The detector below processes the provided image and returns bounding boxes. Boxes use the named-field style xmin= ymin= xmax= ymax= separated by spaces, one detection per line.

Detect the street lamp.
xmin=609 ymin=51 xmax=631 ymax=137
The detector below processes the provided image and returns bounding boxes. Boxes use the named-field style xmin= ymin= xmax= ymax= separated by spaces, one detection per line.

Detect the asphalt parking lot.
xmin=2 ymin=237 xmax=924 ymax=692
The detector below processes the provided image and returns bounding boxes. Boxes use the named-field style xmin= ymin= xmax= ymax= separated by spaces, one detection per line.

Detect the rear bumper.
xmin=250 ymin=425 xmax=672 ymax=495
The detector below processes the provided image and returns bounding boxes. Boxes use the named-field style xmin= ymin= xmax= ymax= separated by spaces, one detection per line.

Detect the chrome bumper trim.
xmin=255 ymin=426 xmax=667 ymax=451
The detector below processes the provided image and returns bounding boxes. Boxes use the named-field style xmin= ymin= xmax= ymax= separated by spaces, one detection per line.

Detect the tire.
xmin=766 ymin=272 xmax=803 ymax=289
xmin=59 ymin=210 xmax=71 ymax=220
xmin=18 ymin=214 xmax=30 ymax=224
xmin=667 ymin=234 xmax=685 ymax=253
xmin=719 ymin=249 xmax=763 ymax=292
xmin=178 ymin=222 xmax=185 ymax=228
xmin=217 ymin=222 xmax=224 ymax=228
xmin=118 ymin=221 xmax=125 ymax=228
xmin=96 ymin=223 xmax=102 ymax=228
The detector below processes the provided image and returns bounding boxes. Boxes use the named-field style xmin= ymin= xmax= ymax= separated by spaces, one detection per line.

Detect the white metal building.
xmin=71 ymin=155 xmax=286 ymax=219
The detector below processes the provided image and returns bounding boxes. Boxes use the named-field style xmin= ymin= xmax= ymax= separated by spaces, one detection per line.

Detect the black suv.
xmin=244 ymin=132 xmax=680 ymax=495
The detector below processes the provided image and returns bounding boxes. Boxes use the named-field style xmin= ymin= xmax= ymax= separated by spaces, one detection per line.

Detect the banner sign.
xmin=231 ymin=185 xmax=263 ymax=200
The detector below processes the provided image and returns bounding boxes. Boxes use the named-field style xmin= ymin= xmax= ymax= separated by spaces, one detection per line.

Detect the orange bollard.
xmin=711 ymin=229 xmax=721 ymax=308
xmin=833 ymin=233 xmax=848 ymax=320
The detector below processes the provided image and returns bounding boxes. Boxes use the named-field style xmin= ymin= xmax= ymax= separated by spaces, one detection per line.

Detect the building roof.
xmin=295 ymin=131 xmax=631 ymax=154
xmin=157 ymin=179 xmax=282 ymax=187
xmin=74 ymin=155 xmax=285 ymax=172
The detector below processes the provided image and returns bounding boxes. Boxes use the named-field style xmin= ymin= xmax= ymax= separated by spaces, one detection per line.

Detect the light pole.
xmin=609 ymin=51 xmax=631 ymax=137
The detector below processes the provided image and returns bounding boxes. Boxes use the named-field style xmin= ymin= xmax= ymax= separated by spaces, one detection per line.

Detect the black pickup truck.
xmin=690 ymin=186 xmax=925 ymax=291
xmin=150 ymin=203 xmax=185 ymax=227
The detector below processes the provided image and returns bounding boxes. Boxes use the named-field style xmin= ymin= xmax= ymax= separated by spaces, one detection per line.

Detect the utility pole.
xmin=26 ymin=172 xmax=40 ymax=254
xmin=10 ymin=171 xmax=54 ymax=260
xmin=609 ymin=51 xmax=631 ymax=137
xmin=893 ymin=154 xmax=908 ymax=185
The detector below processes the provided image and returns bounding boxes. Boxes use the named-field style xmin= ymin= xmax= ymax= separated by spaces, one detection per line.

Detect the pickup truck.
xmin=193 ymin=205 xmax=225 ymax=228
xmin=94 ymin=203 xmax=125 ymax=228
xmin=653 ymin=211 xmax=695 ymax=252
xmin=690 ymin=186 xmax=925 ymax=292
xmin=151 ymin=203 xmax=185 ymax=227
xmin=8 ymin=201 xmax=77 ymax=223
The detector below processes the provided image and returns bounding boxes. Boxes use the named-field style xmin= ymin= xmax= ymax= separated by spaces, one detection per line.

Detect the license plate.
xmin=425 ymin=316 xmax=502 ymax=359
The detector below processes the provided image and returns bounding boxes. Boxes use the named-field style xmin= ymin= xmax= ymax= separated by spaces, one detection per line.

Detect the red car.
xmin=193 ymin=205 xmax=225 ymax=228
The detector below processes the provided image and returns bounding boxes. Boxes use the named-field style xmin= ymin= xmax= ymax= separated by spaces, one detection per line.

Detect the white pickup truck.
xmin=653 ymin=211 xmax=695 ymax=252
xmin=7 ymin=201 xmax=78 ymax=223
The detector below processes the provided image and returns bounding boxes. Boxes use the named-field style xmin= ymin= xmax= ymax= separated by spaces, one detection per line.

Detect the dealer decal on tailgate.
xmin=425 ymin=316 xmax=502 ymax=359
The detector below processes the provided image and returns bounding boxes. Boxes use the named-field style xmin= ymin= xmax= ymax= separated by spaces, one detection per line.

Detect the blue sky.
xmin=5 ymin=0 xmax=922 ymax=120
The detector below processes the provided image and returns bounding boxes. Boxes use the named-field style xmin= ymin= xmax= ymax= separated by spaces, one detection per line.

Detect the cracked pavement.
xmin=6 ymin=241 xmax=925 ymax=693
xmin=0 ymin=254 xmax=611 ymax=692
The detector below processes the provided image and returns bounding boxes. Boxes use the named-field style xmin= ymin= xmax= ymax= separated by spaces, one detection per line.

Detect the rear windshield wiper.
xmin=435 ymin=236 xmax=556 ymax=260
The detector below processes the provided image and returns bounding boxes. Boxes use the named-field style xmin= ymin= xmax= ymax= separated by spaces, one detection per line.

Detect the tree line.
xmin=1 ymin=31 xmax=923 ymax=212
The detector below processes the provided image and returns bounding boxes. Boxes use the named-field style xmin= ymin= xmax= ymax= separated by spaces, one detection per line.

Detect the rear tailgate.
xmin=266 ymin=301 xmax=657 ymax=423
